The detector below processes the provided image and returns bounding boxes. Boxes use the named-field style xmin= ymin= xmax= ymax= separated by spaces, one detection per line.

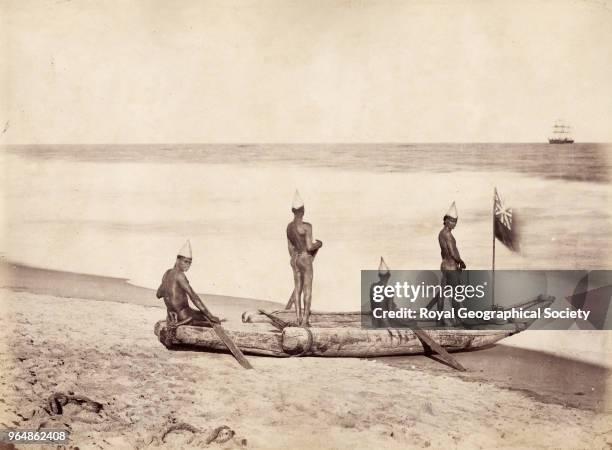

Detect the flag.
xmin=494 ymin=188 xmax=520 ymax=252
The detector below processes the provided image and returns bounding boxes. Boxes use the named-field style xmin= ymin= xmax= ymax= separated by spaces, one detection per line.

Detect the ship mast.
xmin=550 ymin=119 xmax=573 ymax=140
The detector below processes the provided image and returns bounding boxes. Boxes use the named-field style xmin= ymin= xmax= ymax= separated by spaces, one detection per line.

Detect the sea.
xmin=1 ymin=143 xmax=611 ymax=310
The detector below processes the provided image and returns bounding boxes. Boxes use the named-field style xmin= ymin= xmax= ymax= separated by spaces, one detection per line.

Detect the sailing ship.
xmin=548 ymin=119 xmax=574 ymax=144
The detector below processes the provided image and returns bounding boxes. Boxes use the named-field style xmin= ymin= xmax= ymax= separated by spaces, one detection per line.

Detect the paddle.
xmin=412 ymin=326 xmax=466 ymax=372
xmin=203 ymin=316 xmax=253 ymax=370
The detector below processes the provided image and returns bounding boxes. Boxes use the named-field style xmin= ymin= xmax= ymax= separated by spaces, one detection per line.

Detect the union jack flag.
xmin=494 ymin=188 xmax=520 ymax=252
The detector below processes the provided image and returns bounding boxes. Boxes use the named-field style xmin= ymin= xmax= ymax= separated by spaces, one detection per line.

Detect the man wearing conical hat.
xmin=156 ymin=240 xmax=221 ymax=326
xmin=438 ymin=202 xmax=466 ymax=326
xmin=286 ymin=190 xmax=323 ymax=326
xmin=369 ymin=257 xmax=394 ymax=328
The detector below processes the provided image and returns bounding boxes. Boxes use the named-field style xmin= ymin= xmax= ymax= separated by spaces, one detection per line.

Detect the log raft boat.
xmin=154 ymin=295 xmax=554 ymax=357
xmin=154 ymin=321 xmax=525 ymax=357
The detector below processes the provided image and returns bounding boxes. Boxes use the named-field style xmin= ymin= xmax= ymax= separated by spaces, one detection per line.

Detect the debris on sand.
xmin=47 ymin=392 xmax=103 ymax=416
xmin=139 ymin=420 xmax=244 ymax=448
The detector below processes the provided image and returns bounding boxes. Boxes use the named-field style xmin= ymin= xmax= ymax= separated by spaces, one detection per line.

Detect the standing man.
xmin=156 ymin=240 xmax=221 ymax=326
xmin=287 ymin=190 xmax=322 ymax=326
xmin=438 ymin=202 xmax=466 ymax=326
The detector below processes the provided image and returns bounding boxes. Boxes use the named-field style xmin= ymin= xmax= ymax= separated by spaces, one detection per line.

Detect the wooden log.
xmin=244 ymin=310 xmax=428 ymax=329
xmin=161 ymin=313 xmax=253 ymax=369
xmin=245 ymin=310 xmax=433 ymax=328
xmin=271 ymin=310 xmax=365 ymax=324
xmin=154 ymin=321 xmax=288 ymax=357
xmin=155 ymin=322 xmax=518 ymax=358
xmin=245 ymin=294 xmax=556 ymax=328
xmin=246 ymin=310 xmax=540 ymax=330
xmin=281 ymin=327 xmax=514 ymax=357
xmin=243 ymin=310 xmax=365 ymax=327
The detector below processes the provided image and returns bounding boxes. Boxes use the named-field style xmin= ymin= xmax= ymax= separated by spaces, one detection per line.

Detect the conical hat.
xmin=378 ymin=257 xmax=390 ymax=275
xmin=292 ymin=190 xmax=304 ymax=209
xmin=177 ymin=240 xmax=192 ymax=259
xmin=446 ymin=201 xmax=458 ymax=219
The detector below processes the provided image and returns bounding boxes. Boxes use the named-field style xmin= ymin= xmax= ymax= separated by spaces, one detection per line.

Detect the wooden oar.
xmin=285 ymin=289 xmax=295 ymax=310
xmin=203 ymin=317 xmax=253 ymax=370
xmin=412 ymin=326 xmax=466 ymax=372
xmin=258 ymin=309 xmax=290 ymax=330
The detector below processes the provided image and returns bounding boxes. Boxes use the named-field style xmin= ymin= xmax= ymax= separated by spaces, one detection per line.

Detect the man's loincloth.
xmin=172 ymin=307 xmax=213 ymax=327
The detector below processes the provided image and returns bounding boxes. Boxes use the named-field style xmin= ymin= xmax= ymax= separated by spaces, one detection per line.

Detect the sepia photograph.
xmin=1 ymin=0 xmax=611 ymax=448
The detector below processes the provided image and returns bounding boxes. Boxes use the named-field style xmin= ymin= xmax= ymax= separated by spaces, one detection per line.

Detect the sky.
xmin=1 ymin=0 xmax=612 ymax=144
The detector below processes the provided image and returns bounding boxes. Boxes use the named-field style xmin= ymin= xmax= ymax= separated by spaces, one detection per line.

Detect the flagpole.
xmin=492 ymin=188 xmax=496 ymax=308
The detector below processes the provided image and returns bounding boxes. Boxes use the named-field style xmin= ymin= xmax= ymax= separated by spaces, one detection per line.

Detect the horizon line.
xmin=1 ymin=141 xmax=609 ymax=147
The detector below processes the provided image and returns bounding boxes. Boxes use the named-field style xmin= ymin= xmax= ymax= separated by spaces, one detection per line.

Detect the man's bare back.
xmin=157 ymin=253 xmax=220 ymax=326
xmin=287 ymin=221 xmax=312 ymax=255
xmin=158 ymin=268 xmax=192 ymax=318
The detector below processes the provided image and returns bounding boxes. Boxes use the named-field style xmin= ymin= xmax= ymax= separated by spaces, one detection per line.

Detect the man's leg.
xmin=186 ymin=308 xmax=213 ymax=327
xmin=445 ymin=271 xmax=462 ymax=326
xmin=300 ymin=256 xmax=314 ymax=326
xmin=292 ymin=266 xmax=304 ymax=324
xmin=381 ymin=297 xmax=392 ymax=328
xmin=437 ymin=274 xmax=447 ymax=326
xmin=285 ymin=257 xmax=298 ymax=310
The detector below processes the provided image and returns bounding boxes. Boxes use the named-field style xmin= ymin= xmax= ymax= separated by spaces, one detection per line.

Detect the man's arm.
xmin=156 ymin=272 xmax=166 ymax=299
xmin=445 ymin=233 xmax=466 ymax=269
xmin=176 ymin=273 xmax=220 ymax=323
xmin=288 ymin=237 xmax=296 ymax=258
xmin=304 ymin=223 xmax=322 ymax=253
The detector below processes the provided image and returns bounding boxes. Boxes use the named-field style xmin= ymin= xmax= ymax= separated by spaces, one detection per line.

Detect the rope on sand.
xmin=152 ymin=422 xmax=238 ymax=446
xmin=205 ymin=425 xmax=235 ymax=445
xmin=160 ymin=422 xmax=200 ymax=444
xmin=46 ymin=392 xmax=103 ymax=416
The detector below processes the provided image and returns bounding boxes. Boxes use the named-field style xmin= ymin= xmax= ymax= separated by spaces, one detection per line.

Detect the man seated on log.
xmin=156 ymin=240 xmax=221 ymax=326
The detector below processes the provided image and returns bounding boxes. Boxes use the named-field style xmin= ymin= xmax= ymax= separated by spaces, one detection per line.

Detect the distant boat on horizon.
xmin=549 ymin=119 xmax=574 ymax=144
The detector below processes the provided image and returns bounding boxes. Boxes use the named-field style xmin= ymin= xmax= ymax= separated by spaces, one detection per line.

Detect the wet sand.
xmin=378 ymin=345 xmax=609 ymax=411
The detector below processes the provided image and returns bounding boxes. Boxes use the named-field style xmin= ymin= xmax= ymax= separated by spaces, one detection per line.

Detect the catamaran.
xmin=154 ymin=295 xmax=555 ymax=358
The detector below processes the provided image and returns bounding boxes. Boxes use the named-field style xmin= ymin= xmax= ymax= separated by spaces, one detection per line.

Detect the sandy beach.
xmin=4 ymin=0 xmax=612 ymax=447
xmin=1 ymin=264 xmax=611 ymax=449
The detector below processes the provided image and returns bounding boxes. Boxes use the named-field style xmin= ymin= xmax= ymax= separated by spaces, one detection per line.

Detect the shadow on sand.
xmin=375 ymin=344 xmax=610 ymax=411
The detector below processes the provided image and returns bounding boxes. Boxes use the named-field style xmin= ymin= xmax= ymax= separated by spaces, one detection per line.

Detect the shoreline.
xmin=0 ymin=259 xmax=283 ymax=319
xmin=2 ymin=259 xmax=611 ymax=365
